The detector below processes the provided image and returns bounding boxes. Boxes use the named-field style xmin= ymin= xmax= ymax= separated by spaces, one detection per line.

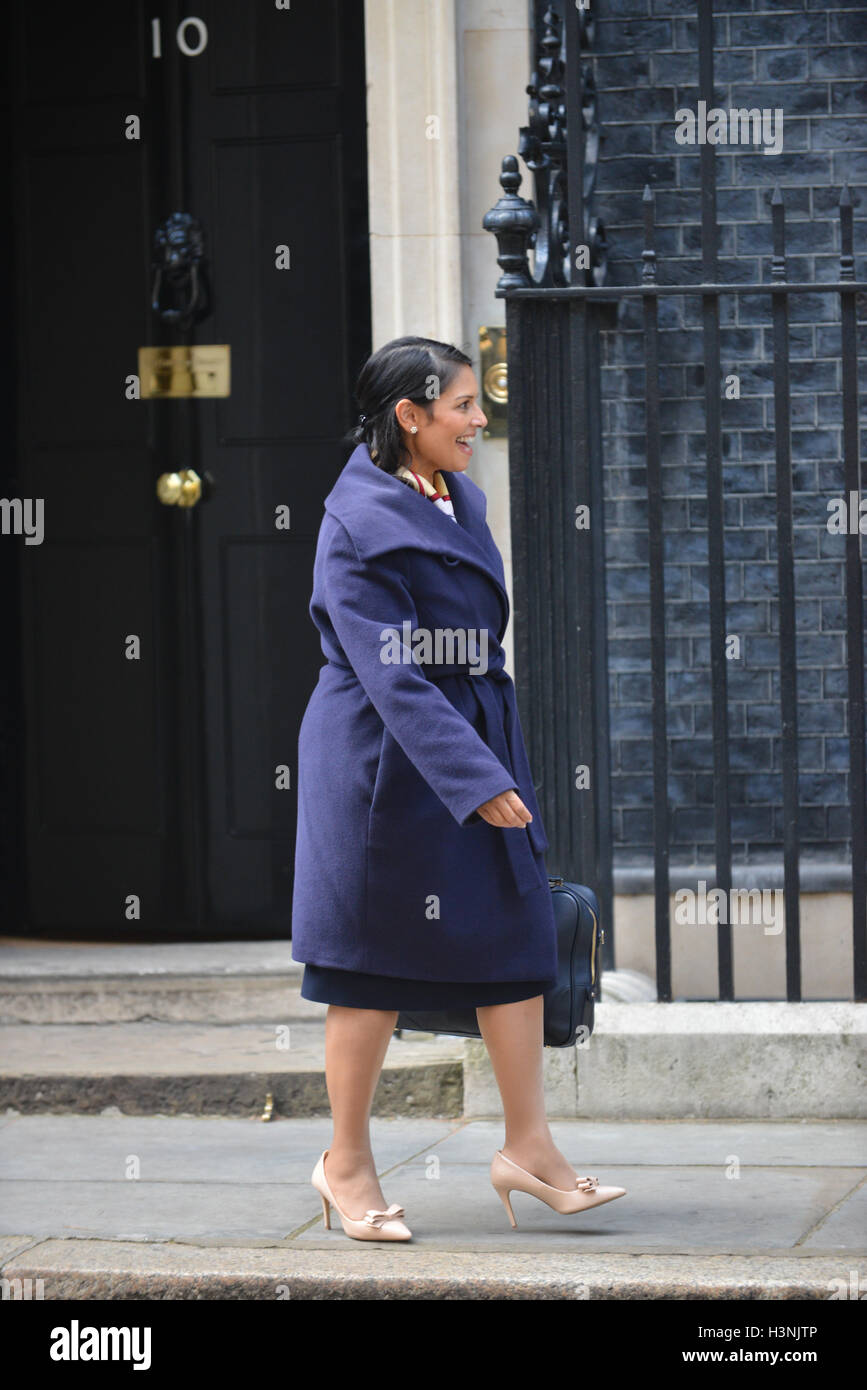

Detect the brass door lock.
xmin=479 ymin=326 xmax=507 ymax=438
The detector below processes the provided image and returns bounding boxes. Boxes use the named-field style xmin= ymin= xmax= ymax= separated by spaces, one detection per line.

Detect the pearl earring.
xmin=410 ymin=426 xmax=418 ymax=434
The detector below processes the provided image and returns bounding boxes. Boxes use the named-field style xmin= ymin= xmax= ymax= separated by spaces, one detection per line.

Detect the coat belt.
xmin=421 ymin=661 xmax=548 ymax=897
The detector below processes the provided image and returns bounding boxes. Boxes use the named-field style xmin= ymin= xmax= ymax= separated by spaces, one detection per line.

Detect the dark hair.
xmin=343 ymin=336 xmax=473 ymax=474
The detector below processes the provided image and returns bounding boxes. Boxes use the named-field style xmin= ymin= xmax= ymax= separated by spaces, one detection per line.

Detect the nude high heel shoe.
xmin=311 ymin=1149 xmax=412 ymax=1241
xmin=490 ymin=1149 xmax=626 ymax=1229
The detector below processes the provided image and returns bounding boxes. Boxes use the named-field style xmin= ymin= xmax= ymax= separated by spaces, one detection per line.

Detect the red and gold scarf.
xmin=394 ymin=463 xmax=458 ymax=523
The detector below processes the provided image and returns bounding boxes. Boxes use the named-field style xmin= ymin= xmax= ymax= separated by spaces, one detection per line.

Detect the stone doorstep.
xmin=0 ymin=1239 xmax=854 ymax=1300
xmin=465 ymin=1002 xmax=867 ymax=1120
xmin=0 ymin=1019 xmax=465 ymax=1119
xmin=1 ymin=971 xmax=864 ymax=1119
xmin=0 ymin=1067 xmax=464 ymax=1123
xmin=0 ymin=940 xmax=301 ymax=977
xmin=0 ymin=1064 xmax=464 ymax=1120
xmin=0 ymin=975 xmax=319 ymax=1025
xmin=0 ymin=941 xmax=307 ymax=1025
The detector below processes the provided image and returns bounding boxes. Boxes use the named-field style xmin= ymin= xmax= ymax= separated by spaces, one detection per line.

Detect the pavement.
xmin=2 ymin=936 xmax=864 ymax=1300
xmin=1 ymin=1112 xmax=865 ymax=1300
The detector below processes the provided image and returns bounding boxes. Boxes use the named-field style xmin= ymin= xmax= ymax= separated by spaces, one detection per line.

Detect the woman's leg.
xmin=476 ymin=995 xmax=583 ymax=1189
xmin=321 ymin=1004 xmax=399 ymax=1218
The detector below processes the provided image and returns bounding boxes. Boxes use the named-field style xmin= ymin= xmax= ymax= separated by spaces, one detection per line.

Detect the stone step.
xmin=0 ymin=1021 xmax=464 ymax=1119
xmin=3 ymin=943 xmax=865 ymax=1122
xmin=466 ymin=1001 xmax=867 ymax=1119
xmin=0 ymin=940 xmax=310 ymax=1025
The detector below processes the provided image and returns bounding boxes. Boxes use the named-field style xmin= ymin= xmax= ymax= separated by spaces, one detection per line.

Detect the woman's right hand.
xmin=475 ymin=788 xmax=533 ymax=828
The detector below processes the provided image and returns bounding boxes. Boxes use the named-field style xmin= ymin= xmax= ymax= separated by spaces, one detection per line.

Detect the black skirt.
xmin=300 ymin=962 xmax=553 ymax=1010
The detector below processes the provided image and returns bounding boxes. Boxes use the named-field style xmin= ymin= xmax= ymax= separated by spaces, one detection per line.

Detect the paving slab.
xmin=801 ymin=1182 xmax=867 ymax=1250
xmin=438 ymin=1117 xmax=867 ymax=1167
xmin=291 ymin=1160 xmax=860 ymax=1253
xmin=0 ymin=1114 xmax=458 ymax=1184
xmin=5 ymin=1181 xmax=325 ymax=1244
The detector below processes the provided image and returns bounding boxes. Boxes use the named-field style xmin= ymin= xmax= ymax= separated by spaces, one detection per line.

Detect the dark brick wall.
xmin=590 ymin=0 xmax=867 ymax=869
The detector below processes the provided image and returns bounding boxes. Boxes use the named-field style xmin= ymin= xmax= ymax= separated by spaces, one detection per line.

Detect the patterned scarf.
xmin=394 ymin=463 xmax=458 ymax=523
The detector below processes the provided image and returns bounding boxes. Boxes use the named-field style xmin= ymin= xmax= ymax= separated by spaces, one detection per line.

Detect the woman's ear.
xmin=393 ymin=397 xmax=418 ymax=433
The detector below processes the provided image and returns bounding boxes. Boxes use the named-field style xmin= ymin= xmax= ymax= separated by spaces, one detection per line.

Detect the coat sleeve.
xmin=321 ymin=518 xmax=518 ymax=827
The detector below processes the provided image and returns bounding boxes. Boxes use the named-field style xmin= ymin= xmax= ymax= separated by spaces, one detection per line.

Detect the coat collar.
xmin=324 ymin=443 xmax=510 ymax=627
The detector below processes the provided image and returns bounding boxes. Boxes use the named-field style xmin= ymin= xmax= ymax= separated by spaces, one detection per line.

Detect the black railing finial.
xmin=482 ymin=156 xmax=540 ymax=292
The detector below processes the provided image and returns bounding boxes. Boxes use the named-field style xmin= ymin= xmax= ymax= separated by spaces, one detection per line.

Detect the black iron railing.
xmin=485 ymin=0 xmax=866 ymax=1001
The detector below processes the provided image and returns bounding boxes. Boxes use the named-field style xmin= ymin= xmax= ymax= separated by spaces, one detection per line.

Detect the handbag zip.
xmin=549 ymin=876 xmax=601 ymax=992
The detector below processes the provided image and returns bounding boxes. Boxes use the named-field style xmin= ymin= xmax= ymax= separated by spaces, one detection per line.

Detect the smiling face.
xmin=392 ymin=364 xmax=488 ymax=482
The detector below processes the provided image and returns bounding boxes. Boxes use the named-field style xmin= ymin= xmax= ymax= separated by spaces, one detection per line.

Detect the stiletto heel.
xmin=311 ymin=1149 xmax=412 ymax=1242
xmin=494 ymin=1184 xmax=518 ymax=1229
xmin=490 ymin=1150 xmax=626 ymax=1227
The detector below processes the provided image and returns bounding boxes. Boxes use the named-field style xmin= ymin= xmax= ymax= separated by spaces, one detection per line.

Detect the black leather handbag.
xmin=395 ymin=878 xmax=603 ymax=1048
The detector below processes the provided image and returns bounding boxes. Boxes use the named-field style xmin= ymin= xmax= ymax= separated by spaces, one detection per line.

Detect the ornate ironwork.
xmin=483 ymin=2 xmax=606 ymax=290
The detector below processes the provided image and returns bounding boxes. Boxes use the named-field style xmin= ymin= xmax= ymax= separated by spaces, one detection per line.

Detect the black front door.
xmin=5 ymin=0 xmax=370 ymax=936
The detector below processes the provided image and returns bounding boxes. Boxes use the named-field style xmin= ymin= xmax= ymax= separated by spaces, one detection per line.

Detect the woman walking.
xmin=291 ymin=336 xmax=625 ymax=1240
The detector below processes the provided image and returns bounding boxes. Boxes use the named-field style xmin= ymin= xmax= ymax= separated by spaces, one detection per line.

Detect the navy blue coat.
xmin=290 ymin=442 xmax=558 ymax=983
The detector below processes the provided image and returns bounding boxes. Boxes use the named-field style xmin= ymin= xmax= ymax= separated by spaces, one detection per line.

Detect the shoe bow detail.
xmin=576 ymin=1175 xmax=599 ymax=1191
xmin=362 ymin=1203 xmax=406 ymax=1228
